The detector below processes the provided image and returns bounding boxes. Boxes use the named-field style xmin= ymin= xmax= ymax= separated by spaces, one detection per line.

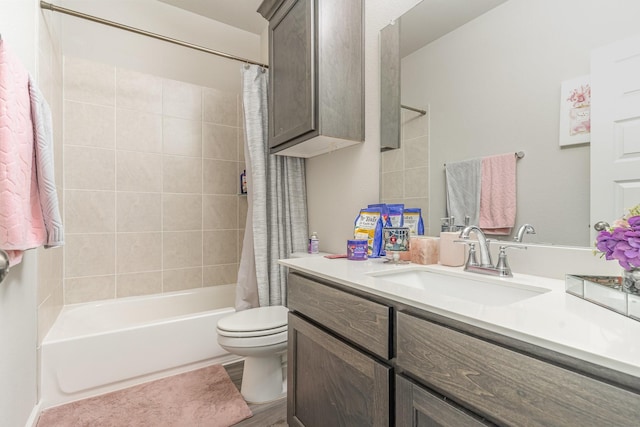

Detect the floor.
xmin=224 ymin=361 xmax=288 ymax=427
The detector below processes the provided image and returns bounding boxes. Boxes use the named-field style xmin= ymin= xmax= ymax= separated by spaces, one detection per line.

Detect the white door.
xmin=591 ymin=34 xmax=640 ymax=239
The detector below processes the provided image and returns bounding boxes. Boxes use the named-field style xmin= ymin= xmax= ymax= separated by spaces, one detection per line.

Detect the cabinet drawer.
xmin=396 ymin=311 xmax=640 ymax=427
xmin=288 ymin=273 xmax=391 ymax=359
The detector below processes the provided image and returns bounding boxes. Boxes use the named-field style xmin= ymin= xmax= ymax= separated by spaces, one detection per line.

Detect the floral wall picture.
xmin=559 ymin=75 xmax=591 ymax=146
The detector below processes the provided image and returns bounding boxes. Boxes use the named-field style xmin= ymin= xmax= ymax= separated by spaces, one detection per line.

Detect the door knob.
xmin=594 ymin=221 xmax=610 ymax=232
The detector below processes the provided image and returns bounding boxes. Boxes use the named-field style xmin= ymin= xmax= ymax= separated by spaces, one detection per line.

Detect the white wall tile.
xmin=116 ymin=68 xmax=162 ymax=114
xmin=64 ymin=56 xmax=115 ymax=106
xmin=116 ymin=151 xmax=162 ymax=192
xmin=116 ymin=109 xmax=162 ymax=153
xmin=163 ymin=117 xmax=202 ymax=157
xmin=64 ymin=100 xmax=115 ymax=149
xmin=65 ymin=146 xmax=115 ymax=190
xmin=163 ymin=79 xmax=202 ymax=120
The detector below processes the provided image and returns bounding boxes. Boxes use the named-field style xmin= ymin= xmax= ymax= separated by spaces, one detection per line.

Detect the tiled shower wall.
xmin=62 ymin=57 xmax=246 ymax=304
xmin=381 ymin=106 xmax=431 ymax=236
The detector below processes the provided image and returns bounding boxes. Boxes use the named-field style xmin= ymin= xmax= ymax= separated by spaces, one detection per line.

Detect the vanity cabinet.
xmin=287 ymin=270 xmax=640 ymax=427
xmin=287 ymin=272 xmax=391 ymax=426
xmin=257 ymin=0 xmax=364 ymax=158
xmin=396 ymin=311 xmax=640 ymax=427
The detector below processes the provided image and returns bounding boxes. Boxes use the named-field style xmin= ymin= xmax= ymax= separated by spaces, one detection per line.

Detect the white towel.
xmin=445 ymin=158 xmax=482 ymax=227
xmin=29 ymin=76 xmax=64 ymax=248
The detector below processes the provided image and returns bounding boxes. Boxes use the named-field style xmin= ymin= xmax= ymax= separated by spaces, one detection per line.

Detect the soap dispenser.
xmin=438 ymin=216 xmax=465 ymax=267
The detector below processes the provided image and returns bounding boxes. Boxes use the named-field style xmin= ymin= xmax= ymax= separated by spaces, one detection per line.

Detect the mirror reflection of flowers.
xmin=567 ymin=84 xmax=591 ymax=108
xmin=595 ymin=204 xmax=640 ymax=270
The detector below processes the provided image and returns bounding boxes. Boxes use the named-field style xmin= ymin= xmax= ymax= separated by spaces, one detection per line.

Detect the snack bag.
xmin=387 ymin=203 xmax=404 ymax=227
xmin=403 ymin=208 xmax=424 ymax=235
xmin=354 ymin=208 xmax=384 ymax=257
xmin=367 ymin=204 xmax=391 ymax=227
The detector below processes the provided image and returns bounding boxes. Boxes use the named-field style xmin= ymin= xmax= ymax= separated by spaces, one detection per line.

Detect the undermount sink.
xmin=368 ymin=267 xmax=550 ymax=306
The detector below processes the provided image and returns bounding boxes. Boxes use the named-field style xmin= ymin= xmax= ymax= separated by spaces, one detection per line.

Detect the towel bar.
xmin=0 ymin=250 xmax=9 ymax=284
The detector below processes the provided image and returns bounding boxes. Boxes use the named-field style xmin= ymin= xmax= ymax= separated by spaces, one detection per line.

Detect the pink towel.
xmin=0 ymin=40 xmax=47 ymax=266
xmin=479 ymin=153 xmax=516 ymax=235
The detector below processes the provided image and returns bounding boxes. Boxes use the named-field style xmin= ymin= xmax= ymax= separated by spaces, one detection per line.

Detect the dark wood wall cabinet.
xmin=258 ymin=0 xmax=364 ymax=158
xmin=286 ymin=271 xmax=640 ymax=427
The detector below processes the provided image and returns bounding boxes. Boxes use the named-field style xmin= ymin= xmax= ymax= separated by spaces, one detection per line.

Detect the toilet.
xmin=217 ymin=305 xmax=289 ymax=403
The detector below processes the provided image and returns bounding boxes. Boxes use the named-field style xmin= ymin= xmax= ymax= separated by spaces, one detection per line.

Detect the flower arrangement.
xmin=595 ymin=204 xmax=640 ymax=270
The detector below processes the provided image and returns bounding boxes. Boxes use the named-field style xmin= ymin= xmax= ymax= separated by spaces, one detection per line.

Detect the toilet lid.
xmin=217 ymin=306 xmax=288 ymax=334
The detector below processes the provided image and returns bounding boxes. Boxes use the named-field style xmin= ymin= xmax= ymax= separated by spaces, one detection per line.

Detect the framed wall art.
xmin=559 ymin=75 xmax=591 ymax=147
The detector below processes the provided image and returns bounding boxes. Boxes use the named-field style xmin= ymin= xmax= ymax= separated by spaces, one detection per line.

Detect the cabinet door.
xmin=288 ymin=313 xmax=390 ymax=427
xmin=269 ymin=0 xmax=317 ymax=149
xmin=396 ymin=375 xmax=488 ymax=427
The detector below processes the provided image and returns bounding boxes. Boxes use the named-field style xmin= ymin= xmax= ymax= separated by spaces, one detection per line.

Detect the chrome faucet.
xmin=514 ymin=224 xmax=536 ymax=242
xmin=458 ymin=225 xmax=527 ymax=277
xmin=459 ymin=226 xmax=493 ymax=267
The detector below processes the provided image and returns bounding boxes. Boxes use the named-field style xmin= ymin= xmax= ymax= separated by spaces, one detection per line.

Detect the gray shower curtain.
xmin=236 ymin=65 xmax=308 ymax=310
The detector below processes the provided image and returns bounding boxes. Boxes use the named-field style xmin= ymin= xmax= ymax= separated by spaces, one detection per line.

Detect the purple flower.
xmin=595 ymin=211 xmax=640 ymax=270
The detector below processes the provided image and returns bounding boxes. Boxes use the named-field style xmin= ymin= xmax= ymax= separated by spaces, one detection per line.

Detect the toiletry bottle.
xmin=308 ymin=232 xmax=319 ymax=254
xmin=439 ymin=216 xmax=465 ymax=266
xmin=240 ymin=170 xmax=247 ymax=194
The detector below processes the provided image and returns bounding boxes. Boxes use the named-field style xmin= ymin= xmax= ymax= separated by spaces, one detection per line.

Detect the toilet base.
xmin=241 ymin=355 xmax=285 ymax=403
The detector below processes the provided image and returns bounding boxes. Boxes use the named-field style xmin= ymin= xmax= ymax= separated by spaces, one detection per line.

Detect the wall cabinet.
xmin=287 ymin=271 xmax=640 ymax=427
xmin=258 ymin=0 xmax=364 ymax=158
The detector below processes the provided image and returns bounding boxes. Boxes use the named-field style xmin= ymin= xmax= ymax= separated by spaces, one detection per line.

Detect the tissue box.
xmin=410 ymin=236 xmax=439 ymax=265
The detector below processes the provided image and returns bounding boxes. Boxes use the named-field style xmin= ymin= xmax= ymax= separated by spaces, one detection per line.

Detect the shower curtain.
xmin=236 ymin=65 xmax=308 ymax=310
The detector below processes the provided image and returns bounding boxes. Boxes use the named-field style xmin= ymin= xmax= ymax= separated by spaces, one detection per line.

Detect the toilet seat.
xmin=217 ymin=330 xmax=287 ymax=348
xmin=217 ymin=324 xmax=287 ymax=338
xmin=217 ymin=306 xmax=288 ymax=336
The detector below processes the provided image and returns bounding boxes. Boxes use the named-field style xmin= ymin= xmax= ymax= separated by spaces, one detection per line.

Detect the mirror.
xmin=380 ymin=0 xmax=640 ymax=247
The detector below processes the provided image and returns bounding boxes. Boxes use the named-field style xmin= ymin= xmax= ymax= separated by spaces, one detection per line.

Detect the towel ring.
xmin=0 ymin=249 xmax=9 ymax=284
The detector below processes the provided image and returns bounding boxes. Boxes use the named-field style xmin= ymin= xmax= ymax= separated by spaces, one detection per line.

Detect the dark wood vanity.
xmin=287 ymin=270 xmax=640 ymax=426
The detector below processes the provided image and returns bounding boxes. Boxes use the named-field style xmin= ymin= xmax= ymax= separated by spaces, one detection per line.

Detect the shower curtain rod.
xmin=39 ymin=1 xmax=269 ymax=68
xmin=401 ymin=104 xmax=426 ymax=115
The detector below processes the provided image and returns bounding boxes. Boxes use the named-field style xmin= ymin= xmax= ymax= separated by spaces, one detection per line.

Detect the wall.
xmin=50 ymin=0 xmax=259 ymax=305
xmin=59 ymin=0 xmax=262 ymax=92
xmin=62 ymin=57 xmax=246 ymax=303
xmin=306 ymin=0 xmax=421 ymax=254
xmin=0 ymin=1 xmax=43 ymax=425
xmin=381 ymin=106 xmax=431 ymax=235
xmin=400 ymin=0 xmax=640 ymax=247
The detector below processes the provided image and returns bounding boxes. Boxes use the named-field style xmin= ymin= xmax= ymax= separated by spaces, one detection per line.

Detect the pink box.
xmin=410 ymin=237 xmax=439 ymax=265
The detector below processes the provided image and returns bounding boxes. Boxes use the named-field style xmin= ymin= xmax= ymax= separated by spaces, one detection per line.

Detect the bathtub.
xmin=40 ymin=284 xmax=239 ymax=409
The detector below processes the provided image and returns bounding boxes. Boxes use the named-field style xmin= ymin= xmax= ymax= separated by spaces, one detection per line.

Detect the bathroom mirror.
xmin=380 ymin=0 xmax=640 ymax=247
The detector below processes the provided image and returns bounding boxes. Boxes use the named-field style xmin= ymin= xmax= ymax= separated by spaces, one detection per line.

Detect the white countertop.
xmin=279 ymin=256 xmax=640 ymax=378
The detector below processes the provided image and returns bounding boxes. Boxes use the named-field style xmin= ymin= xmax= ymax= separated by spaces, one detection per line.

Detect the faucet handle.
xmin=455 ymin=240 xmax=479 ymax=268
xmin=495 ymin=245 xmax=527 ymax=277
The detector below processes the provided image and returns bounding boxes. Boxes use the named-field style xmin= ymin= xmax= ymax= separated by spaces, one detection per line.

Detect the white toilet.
xmin=217 ymin=305 xmax=289 ymax=403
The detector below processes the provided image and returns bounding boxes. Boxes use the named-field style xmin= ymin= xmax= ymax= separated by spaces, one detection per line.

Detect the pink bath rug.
xmin=36 ymin=364 xmax=252 ymax=427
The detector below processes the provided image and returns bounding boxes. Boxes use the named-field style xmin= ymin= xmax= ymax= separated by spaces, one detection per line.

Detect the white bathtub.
xmin=40 ymin=284 xmax=239 ymax=409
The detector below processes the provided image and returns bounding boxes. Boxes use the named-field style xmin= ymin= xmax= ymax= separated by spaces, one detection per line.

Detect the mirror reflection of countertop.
xmin=279 ymin=256 xmax=640 ymax=378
